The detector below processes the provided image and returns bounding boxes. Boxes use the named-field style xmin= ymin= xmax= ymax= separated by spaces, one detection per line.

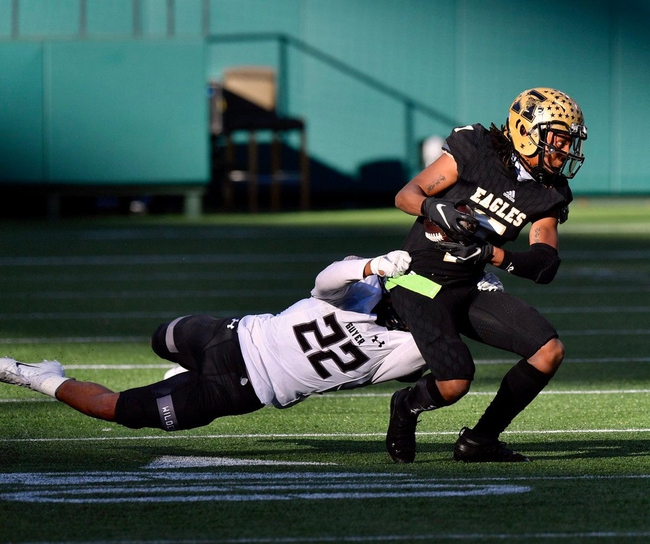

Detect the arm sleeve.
xmin=310 ymin=258 xmax=368 ymax=299
xmin=497 ymin=243 xmax=561 ymax=284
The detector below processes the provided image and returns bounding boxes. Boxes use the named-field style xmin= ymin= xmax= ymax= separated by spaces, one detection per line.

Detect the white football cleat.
xmin=0 ymin=357 xmax=70 ymax=397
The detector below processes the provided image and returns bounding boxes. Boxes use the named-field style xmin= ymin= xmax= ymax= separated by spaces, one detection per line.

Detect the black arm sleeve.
xmin=497 ymin=243 xmax=561 ymax=284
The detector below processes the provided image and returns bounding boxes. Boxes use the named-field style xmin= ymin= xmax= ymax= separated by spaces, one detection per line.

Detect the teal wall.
xmin=0 ymin=2 xmax=208 ymax=186
xmin=1 ymin=0 xmax=649 ymax=194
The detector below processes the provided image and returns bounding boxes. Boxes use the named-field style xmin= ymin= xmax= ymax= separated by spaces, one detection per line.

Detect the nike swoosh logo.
xmin=459 ymin=248 xmax=481 ymax=262
xmin=435 ymin=203 xmax=452 ymax=229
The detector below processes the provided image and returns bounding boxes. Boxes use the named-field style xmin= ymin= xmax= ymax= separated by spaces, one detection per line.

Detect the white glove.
xmin=369 ymin=250 xmax=411 ymax=278
xmin=476 ymin=271 xmax=504 ymax=292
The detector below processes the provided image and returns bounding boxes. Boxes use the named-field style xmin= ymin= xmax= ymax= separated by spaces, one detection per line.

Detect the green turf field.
xmin=0 ymin=199 xmax=649 ymax=543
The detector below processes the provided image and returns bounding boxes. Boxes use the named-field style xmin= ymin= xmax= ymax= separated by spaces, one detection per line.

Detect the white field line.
xmin=1 ymin=428 xmax=650 ymax=443
xmin=2 ymin=389 xmax=650 ymax=407
xmin=0 ymin=336 xmax=151 ymax=344
xmin=0 ymin=282 xmax=650 ymax=300
xmin=1 ymin=329 xmax=649 ymax=345
xmin=0 ymin=311 xmax=236 ymax=320
xmin=2 ymin=250 xmax=649 ymax=267
xmin=45 ymin=530 xmax=649 ymax=543
xmin=0 ymin=288 xmax=306 ymax=299
xmin=4 ymin=270 xmax=303 ymax=282
xmin=0 ymin=253 xmax=338 ymax=267
xmin=1 ymin=307 xmax=648 ymax=321
xmin=1 ymin=387 xmax=650 ymax=406
xmin=12 ymin=289 xmax=648 ymax=301
xmin=539 ymin=306 xmax=650 ymax=314
xmin=4 ymin=272 xmax=649 ymax=293
xmin=2 ymin=385 xmax=650 ymax=400
xmin=12 ymin=531 xmax=650 ymax=543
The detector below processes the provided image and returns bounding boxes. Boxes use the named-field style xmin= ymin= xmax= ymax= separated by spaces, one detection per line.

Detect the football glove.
xmin=369 ymin=250 xmax=411 ymax=278
xmin=420 ymin=198 xmax=479 ymax=243
xmin=476 ymin=271 xmax=504 ymax=292
xmin=440 ymin=241 xmax=494 ymax=266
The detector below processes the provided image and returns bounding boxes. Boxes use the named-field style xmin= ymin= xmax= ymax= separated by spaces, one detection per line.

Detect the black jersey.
xmin=402 ymin=124 xmax=573 ymax=285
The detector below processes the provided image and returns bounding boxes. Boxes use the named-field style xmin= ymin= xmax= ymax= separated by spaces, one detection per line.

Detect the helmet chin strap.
xmin=517 ymin=149 xmax=559 ymax=185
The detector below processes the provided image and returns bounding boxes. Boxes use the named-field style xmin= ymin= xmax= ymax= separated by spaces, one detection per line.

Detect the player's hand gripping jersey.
xmin=403 ymin=124 xmax=573 ymax=284
xmin=237 ymin=257 xmax=423 ymax=407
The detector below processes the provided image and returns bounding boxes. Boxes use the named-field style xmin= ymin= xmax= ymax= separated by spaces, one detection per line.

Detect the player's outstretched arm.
xmin=312 ymin=251 xmax=411 ymax=298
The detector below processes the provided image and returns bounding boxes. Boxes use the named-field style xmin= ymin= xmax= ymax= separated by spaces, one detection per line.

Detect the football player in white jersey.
xmin=0 ymin=251 xmax=429 ymax=433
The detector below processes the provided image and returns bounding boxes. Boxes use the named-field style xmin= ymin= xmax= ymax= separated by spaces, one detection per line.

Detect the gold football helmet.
xmin=506 ymin=87 xmax=587 ymax=180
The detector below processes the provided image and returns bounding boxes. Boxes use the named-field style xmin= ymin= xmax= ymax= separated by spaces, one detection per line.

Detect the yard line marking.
xmin=1 ymin=330 xmax=648 ymax=344
xmin=2 ymin=388 xmax=650 ymax=405
xmin=2 ymin=250 xmax=648 ymax=268
xmin=2 ymin=388 xmax=649 ymax=403
xmin=562 ymin=248 xmax=650 ymax=258
xmin=59 ymin=531 xmax=650 ymax=542
xmin=1 ymin=359 xmax=649 ymax=374
xmin=0 ymin=288 xmax=306 ymax=299
xmin=560 ymin=329 xmax=650 ymax=336
xmin=2 ymin=308 xmax=649 ymax=320
xmin=64 ymin=364 xmax=173 ymax=370
xmin=146 ymin=456 xmax=335 ymax=468
xmin=0 ymin=311 xmax=240 ymax=320
xmin=12 ymin=531 xmax=650 ymax=542
xmin=0 ymin=398 xmax=56 ymax=403
xmin=0 ymin=253 xmax=339 ymax=267
xmin=1 ymin=428 xmax=650 ymax=443
xmin=327 ymin=389 xmax=650 ymax=397
xmin=512 ymin=285 xmax=650 ymax=294
xmin=4 ymin=270 xmax=302 ymax=282
xmin=0 ymin=471 xmax=531 ymax=503
xmin=0 ymin=336 xmax=150 ymax=344
xmin=0 ymin=249 xmax=647 ymax=268
xmin=539 ymin=306 xmax=650 ymax=314
xmin=477 ymin=357 xmax=650 ymax=364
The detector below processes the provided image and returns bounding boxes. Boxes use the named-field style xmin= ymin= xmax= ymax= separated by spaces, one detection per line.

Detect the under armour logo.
xmin=372 ymin=335 xmax=385 ymax=348
xmin=227 ymin=318 xmax=240 ymax=329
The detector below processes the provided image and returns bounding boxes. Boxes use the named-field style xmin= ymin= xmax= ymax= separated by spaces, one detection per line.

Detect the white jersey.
xmin=237 ymin=258 xmax=424 ymax=408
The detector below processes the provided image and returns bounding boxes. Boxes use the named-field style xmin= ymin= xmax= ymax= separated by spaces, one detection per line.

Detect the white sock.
xmin=37 ymin=375 xmax=71 ymax=398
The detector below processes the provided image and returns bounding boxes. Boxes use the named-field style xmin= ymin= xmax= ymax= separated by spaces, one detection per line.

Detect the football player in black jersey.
xmin=385 ymin=87 xmax=588 ymax=463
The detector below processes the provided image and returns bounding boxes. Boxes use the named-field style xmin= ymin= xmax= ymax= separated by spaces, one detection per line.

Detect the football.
xmin=424 ymin=202 xmax=476 ymax=244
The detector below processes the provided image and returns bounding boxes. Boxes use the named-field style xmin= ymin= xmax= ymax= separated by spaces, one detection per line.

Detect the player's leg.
xmin=386 ymin=285 xmax=476 ymax=463
xmin=0 ymin=357 xmax=70 ymax=397
xmin=150 ymin=315 xmax=212 ymax=369
xmin=455 ymin=291 xmax=562 ymax=462
xmin=117 ymin=316 xmax=262 ymax=431
xmin=0 ymin=356 xmax=120 ymax=421
xmin=386 ymin=375 xmax=466 ymax=463
xmin=55 ymin=380 xmax=119 ymax=421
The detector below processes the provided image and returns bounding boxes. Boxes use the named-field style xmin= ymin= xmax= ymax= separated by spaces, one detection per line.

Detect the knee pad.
xmin=150 ymin=316 xmax=188 ymax=363
xmin=150 ymin=322 xmax=171 ymax=360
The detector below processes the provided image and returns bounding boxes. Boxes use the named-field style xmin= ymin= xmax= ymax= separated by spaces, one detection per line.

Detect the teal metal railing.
xmin=208 ymin=32 xmax=459 ymax=174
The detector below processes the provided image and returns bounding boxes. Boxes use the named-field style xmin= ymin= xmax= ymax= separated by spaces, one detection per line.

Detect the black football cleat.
xmin=386 ymin=388 xmax=419 ymax=463
xmin=453 ymin=427 xmax=530 ymax=463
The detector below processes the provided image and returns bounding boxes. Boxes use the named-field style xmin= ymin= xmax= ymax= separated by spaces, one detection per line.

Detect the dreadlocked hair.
xmin=489 ymin=123 xmax=515 ymax=169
